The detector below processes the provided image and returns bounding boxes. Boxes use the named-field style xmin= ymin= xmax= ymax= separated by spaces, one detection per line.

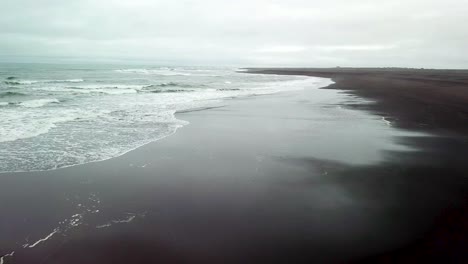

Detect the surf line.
xmin=0 ymin=251 xmax=15 ymax=264
xmin=23 ymin=229 xmax=59 ymax=248
xmin=381 ymin=116 xmax=392 ymax=126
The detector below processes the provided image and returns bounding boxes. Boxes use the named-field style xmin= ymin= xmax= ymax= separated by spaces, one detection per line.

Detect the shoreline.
xmin=245 ymin=68 xmax=468 ymax=135
xmin=1 ymin=70 xmax=467 ymax=263
xmin=247 ymin=68 xmax=468 ymax=262
xmin=0 ymin=77 xmax=331 ymax=175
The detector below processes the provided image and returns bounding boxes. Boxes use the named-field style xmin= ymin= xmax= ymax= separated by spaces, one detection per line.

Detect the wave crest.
xmin=115 ymin=69 xmax=191 ymax=76
xmin=4 ymin=79 xmax=84 ymax=85
xmin=19 ymin=98 xmax=60 ymax=108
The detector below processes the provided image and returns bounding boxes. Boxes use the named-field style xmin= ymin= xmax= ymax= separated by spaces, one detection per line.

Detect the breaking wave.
xmin=4 ymin=79 xmax=84 ymax=85
xmin=0 ymin=66 xmax=332 ymax=173
xmin=19 ymin=98 xmax=60 ymax=108
xmin=115 ymin=68 xmax=192 ymax=76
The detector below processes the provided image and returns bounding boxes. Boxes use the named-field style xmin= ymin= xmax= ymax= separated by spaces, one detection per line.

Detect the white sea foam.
xmin=32 ymin=86 xmax=138 ymax=95
xmin=0 ymin=108 xmax=109 ymax=143
xmin=116 ymin=68 xmax=191 ymax=76
xmin=112 ymin=215 xmax=136 ymax=223
xmin=15 ymin=80 xmax=39 ymax=85
xmin=0 ymin=251 xmax=14 ymax=264
xmin=46 ymin=79 xmax=84 ymax=83
xmin=68 ymin=84 xmax=144 ymax=90
xmin=0 ymin=67 xmax=336 ymax=173
xmin=85 ymin=88 xmax=138 ymax=95
xmin=115 ymin=69 xmax=151 ymax=74
xmin=382 ymin=117 xmax=392 ymax=126
xmin=96 ymin=223 xmax=112 ymax=229
xmin=96 ymin=212 xmax=145 ymax=229
xmin=19 ymin=98 xmax=60 ymax=108
xmin=5 ymin=79 xmax=83 ymax=85
xmin=62 ymin=84 xmax=144 ymax=95
xmin=0 ymin=118 xmax=52 ymax=143
xmin=26 ymin=229 xmax=59 ymax=248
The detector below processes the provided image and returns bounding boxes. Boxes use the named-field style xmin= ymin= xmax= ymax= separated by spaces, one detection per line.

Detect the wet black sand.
xmin=1 ymin=69 xmax=468 ymax=263
xmin=248 ymin=68 xmax=468 ymax=262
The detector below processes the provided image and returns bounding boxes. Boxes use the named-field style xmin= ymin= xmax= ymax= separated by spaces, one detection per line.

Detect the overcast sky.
xmin=1 ymin=0 xmax=467 ymax=68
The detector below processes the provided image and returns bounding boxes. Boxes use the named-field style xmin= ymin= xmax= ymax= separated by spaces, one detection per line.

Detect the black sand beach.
xmin=1 ymin=69 xmax=468 ymax=263
xmin=248 ymin=68 xmax=468 ymax=262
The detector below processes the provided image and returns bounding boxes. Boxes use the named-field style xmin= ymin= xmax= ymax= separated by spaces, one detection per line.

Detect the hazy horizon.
xmin=2 ymin=0 xmax=468 ymax=68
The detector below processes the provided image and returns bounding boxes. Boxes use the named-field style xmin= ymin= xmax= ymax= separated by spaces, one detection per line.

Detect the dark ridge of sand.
xmin=1 ymin=69 xmax=468 ymax=263
xmin=247 ymin=68 xmax=468 ymax=262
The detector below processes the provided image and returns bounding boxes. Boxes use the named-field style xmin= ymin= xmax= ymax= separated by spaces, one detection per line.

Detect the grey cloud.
xmin=1 ymin=0 xmax=467 ymax=67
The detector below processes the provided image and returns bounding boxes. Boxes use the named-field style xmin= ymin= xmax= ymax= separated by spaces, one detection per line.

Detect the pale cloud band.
xmin=1 ymin=0 xmax=467 ymax=68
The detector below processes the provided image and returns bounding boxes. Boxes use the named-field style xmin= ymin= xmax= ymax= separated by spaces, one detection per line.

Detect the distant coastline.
xmin=245 ymin=67 xmax=468 ymax=134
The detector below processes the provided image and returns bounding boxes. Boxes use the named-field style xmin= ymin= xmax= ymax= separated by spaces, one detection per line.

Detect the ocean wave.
xmin=0 ymin=108 xmax=111 ymax=144
xmin=0 ymin=67 xmax=335 ymax=173
xmin=140 ymin=83 xmax=197 ymax=93
xmin=93 ymin=89 xmax=138 ymax=95
xmin=4 ymin=79 xmax=84 ymax=85
xmin=0 ymin=91 xmax=27 ymax=98
xmin=142 ymin=82 xmax=201 ymax=89
xmin=68 ymin=88 xmax=138 ymax=95
xmin=145 ymin=82 xmax=180 ymax=88
xmin=0 ymin=115 xmax=66 ymax=143
xmin=33 ymin=83 xmax=199 ymax=95
xmin=4 ymin=80 xmax=38 ymax=85
xmin=115 ymin=68 xmax=192 ymax=76
xmin=146 ymin=89 xmax=195 ymax=94
xmin=115 ymin=68 xmax=223 ymax=77
xmin=217 ymin=88 xmax=241 ymax=91
xmin=19 ymin=98 xmax=60 ymax=108
xmin=53 ymin=85 xmax=196 ymax=96
xmin=32 ymin=86 xmax=139 ymax=95
xmin=45 ymin=79 xmax=84 ymax=83
xmin=67 ymin=84 xmax=142 ymax=90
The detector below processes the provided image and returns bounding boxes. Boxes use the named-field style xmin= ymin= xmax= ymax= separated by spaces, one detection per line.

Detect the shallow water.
xmin=0 ymin=64 xmax=331 ymax=172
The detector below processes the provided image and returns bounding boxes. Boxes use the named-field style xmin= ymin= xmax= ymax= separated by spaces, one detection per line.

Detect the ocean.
xmin=0 ymin=63 xmax=332 ymax=173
